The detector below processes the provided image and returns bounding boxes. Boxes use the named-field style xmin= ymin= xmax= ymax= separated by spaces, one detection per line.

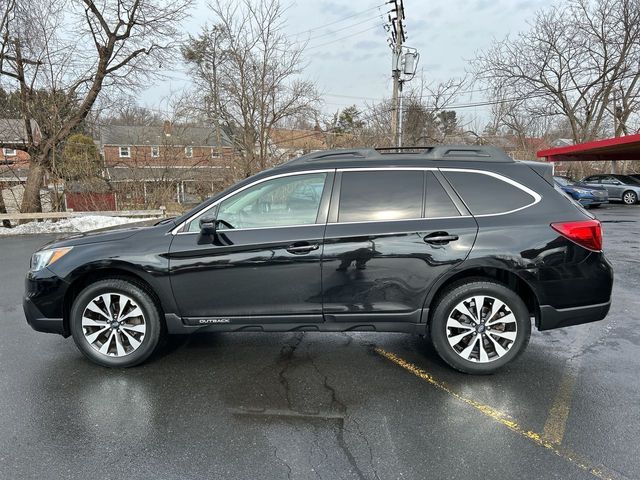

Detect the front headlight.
xmin=573 ymin=188 xmax=591 ymax=194
xmin=30 ymin=247 xmax=73 ymax=272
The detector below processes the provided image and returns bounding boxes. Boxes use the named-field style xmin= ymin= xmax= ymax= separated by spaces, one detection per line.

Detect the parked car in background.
xmin=554 ymin=176 xmax=608 ymax=208
xmin=24 ymin=146 xmax=613 ymax=374
xmin=581 ymin=174 xmax=640 ymax=205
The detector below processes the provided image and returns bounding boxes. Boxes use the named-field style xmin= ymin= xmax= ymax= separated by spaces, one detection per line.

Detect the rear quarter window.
xmin=442 ymin=170 xmax=538 ymax=215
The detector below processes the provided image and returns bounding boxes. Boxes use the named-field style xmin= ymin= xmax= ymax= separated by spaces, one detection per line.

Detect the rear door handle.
xmin=286 ymin=242 xmax=319 ymax=254
xmin=423 ymin=232 xmax=459 ymax=245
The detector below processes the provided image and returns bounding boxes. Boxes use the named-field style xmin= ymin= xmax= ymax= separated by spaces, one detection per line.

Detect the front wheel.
xmin=622 ymin=190 xmax=637 ymax=205
xmin=70 ymin=279 xmax=164 ymax=367
xmin=429 ymin=280 xmax=531 ymax=374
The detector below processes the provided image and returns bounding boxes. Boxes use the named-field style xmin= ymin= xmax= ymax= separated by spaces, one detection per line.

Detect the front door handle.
xmin=423 ymin=232 xmax=459 ymax=245
xmin=286 ymin=242 xmax=320 ymax=254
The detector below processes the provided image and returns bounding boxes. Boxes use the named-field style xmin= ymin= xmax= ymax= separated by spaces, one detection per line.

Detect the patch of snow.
xmin=0 ymin=215 xmax=154 ymax=235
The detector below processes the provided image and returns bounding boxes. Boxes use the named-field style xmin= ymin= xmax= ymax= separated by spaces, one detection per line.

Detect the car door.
xmin=321 ymin=169 xmax=478 ymax=323
xmin=600 ymin=176 xmax=624 ymax=199
xmin=168 ymin=170 xmax=333 ymax=322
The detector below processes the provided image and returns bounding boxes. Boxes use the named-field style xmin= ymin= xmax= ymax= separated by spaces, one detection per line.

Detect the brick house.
xmin=96 ymin=122 xmax=235 ymax=208
xmin=0 ymin=118 xmax=41 ymax=166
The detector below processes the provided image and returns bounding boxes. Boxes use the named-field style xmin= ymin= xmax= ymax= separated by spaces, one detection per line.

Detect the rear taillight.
xmin=551 ymin=220 xmax=603 ymax=252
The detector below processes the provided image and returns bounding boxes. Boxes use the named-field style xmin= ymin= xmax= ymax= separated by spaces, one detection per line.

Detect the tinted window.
xmin=615 ymin=175 xmax=640 ymax=185
xmin=188 ymin=173 xmax=327 ymax=231
xmin=425 ymin=172 xmax=460 ymax=217
xmin=443 ymin=171 xmax=535 ymax=215
xmin=584 ymin=176 xmax=601 ymax=183
xmin=338 ymin=171 xmax=423 ymax=222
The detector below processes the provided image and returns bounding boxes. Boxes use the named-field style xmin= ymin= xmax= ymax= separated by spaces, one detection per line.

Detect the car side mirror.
xmin=199 ymin=215 xmax=217 ymax=235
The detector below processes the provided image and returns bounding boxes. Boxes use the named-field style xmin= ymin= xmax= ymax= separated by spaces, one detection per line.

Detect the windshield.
xmin=554 ymin=176 xmax=573 ymax=187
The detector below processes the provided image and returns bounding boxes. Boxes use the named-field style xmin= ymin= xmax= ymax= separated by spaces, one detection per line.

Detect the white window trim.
xmin=151 ymin=146 xmax=160 ymax=158
xmin=3 ymin=148 xmax=16 ymax=156
xmin=185 ymin=146 xmax=193 ymax=158
xmin=119 ymin=146 xmax=131 ymax=158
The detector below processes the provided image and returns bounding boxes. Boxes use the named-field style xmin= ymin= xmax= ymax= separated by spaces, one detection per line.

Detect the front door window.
xmin=188 ymin=173 xmax=327 ymax=231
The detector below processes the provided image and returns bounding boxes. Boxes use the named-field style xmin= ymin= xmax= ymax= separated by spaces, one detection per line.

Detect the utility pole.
xmin=612 ymin=92 xmax=619 ymax=174
xmin=389 ymin=0 xmax=405 ymax=148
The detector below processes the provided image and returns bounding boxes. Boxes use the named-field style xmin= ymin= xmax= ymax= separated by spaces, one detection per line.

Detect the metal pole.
xmin=398 ymin=81 xmax=404 ymax=147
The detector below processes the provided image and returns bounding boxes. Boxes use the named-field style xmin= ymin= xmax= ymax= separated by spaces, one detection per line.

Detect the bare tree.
xmin=473 ymin=0 xmax=640 ymax=144
xmin=183 ymin=0 xmax=320 ymax=178
xmin=0 ymin=0 xmax=192 ymax=212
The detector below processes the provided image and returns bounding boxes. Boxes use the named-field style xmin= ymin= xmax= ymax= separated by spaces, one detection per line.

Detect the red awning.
xmin=537 ymin=133 xmax=640 ymax=162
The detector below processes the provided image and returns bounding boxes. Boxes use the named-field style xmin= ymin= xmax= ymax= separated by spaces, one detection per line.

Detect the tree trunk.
xmin=20 ymin=161 xmax=45 ymax=214
xmin=0 ymin=185 xmax=11 ymax=228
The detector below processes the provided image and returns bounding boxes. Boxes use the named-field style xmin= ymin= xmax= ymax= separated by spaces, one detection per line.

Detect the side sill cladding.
xmin=164 ymin=314 xmax=428 ymax=335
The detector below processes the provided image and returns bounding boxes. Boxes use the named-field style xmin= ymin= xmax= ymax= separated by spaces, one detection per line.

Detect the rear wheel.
xmin=429 ymin=279 xmax=531 ymax=374
xmin=70 ymin=279 xmax=163 ymax=367
xmin=622 ymin=190 xmax=637 ymax=205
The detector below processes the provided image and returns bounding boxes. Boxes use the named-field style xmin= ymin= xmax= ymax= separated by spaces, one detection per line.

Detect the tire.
xmin=622 ymin=190 xmax=637 ymax=205
xmin=429 ymin=279 xmax=531 ymax=374
xmin=70 ymin=279 xmax=164 ymax=367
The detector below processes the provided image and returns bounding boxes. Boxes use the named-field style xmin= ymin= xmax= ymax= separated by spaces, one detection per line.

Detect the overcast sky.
xmin=141 ymin=0 xmax=555 ymax=125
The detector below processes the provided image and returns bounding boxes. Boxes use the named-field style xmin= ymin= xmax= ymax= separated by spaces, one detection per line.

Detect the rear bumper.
xmin=538 ymin=301 xmax=611 ymax=331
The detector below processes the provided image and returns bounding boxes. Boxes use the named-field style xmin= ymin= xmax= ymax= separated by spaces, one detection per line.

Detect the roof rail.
xmin=282 ymin=145 xmax=514 ymax=165
xmin=284 ymin=148 xmax=380 ymax=165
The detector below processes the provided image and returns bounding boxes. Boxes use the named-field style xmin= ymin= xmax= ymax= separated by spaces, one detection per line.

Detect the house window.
xmin=185 ymin=146 xmax=193 ymax=158
xmin=211 ymin=147 xmax=221 ymax=158
xmin=3 ymin=148 xmax=16 ymax=156
xmin=119 ymin=146 xmax=131 ymax=158
xmin=151 ymin=146 xmax=160 ymax=158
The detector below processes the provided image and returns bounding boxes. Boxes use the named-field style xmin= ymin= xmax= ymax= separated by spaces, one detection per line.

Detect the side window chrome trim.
xmin=172 ymin=166 xmax=542 ymax=234
xmin=326 ymin=215 xmax=473 ymax=226
xmin=171 ymin=169 xmax=333 ymax=235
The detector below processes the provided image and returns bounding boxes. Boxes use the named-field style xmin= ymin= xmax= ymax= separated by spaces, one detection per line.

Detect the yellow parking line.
xmin=375 ymin=348 xmax=622 ymax=480
xmin=542 ymin=369 xmax=578 ymax=444
xmin=542 ymin=327 xmax=590 ymax=445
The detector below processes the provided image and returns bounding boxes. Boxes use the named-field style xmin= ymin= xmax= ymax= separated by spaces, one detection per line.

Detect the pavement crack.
xmin=278 ymin=333 xmax=304 ymax=409
xmin=352 ymin=416 xmax=381 ymax=480
xmin=273 ymin=445 xmax=293 ymax=480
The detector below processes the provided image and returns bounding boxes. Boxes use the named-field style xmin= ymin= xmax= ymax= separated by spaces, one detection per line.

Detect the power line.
xmin=306 ymin=24 xmax=385 ymax=51
xmin=303 ymin=15 xmax=385 ymax=43
xmin=305 ymin=24 xmax=385 ymax=51
xmin=291 ymin=4 xmax=387 ymax=37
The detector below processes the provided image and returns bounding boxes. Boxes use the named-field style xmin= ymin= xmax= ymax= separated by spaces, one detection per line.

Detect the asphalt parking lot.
xmin=0 ymin=204 xmax=638 ymax=480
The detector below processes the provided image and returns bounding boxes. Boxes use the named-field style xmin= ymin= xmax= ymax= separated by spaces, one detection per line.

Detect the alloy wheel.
xmin=446 ymin=295 xmax=518 ymax=363
xmin=81 ymin=293 xmax=146 ymax=357
xmin=623 ymin=191 xmax=637 ymax=205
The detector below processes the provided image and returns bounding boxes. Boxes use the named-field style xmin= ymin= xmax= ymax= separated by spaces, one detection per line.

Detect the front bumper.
xmin=23 ymin=297 xmax=66 ymax=336
xmin=538 ymin=300 xmax=611 ymax=331
xmin=23 ymin=267 xmax=70 ymax=337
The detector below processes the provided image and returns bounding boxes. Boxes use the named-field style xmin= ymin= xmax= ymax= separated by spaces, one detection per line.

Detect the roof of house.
xmin=100 ymin=124 xmax=232 ymax=148
xmin=105 ymin=166 xmax=227 ymax=182
xmin=0 ymin=119 xmax=40 ymax=144
xmin=270 ymin=128 xmax=327 ymax=151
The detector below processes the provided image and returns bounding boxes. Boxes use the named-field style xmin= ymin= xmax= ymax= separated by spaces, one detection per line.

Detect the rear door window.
xmin=442 ymin=171 xmax=537 ymax=216
xmin=337 ymin=171 xmax=423 ymax=222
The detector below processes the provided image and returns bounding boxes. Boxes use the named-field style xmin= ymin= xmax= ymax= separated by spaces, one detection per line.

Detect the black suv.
xmin=24 ymin=146 xmax=613 ymax=374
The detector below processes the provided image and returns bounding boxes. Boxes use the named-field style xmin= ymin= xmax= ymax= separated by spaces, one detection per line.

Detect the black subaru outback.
xmin=24 ymin=146 xmax=613 ymax=374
